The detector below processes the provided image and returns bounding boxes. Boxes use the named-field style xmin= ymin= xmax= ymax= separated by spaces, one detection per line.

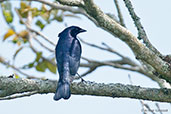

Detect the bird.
xmin=54 ymin=26 xmax=86 ymax=101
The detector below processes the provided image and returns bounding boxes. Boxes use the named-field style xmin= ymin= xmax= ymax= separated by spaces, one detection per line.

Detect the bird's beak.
xmin=79 ymin=29 xmax=86 ymax=33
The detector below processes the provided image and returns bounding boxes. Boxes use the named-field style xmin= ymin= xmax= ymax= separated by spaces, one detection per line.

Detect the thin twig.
xmin=140 ymin=101 xmax=156 ymax=114
xmin=155 ymin=103 xmax=163 ymax=114
xmin=128 ymin=74 xmax=133 ymax=84
xmin=33 ymin=36 xmax=54 ymax=52
xmin=15 ymin=8 xmax=55 ymax=46
xmin=29 ymin=38 xmax=56 ymax=66
xmin=81 ymin=57 xmax=141 ymax=75
xmin=30 ymin=0 xmax=83 ymax=14
xmin=30 ymin=29 xmax=56 ymax=46
xmin=28 ymin=0 xmax=99 ymax=25
xmin=0 ymin=56 xmax=35 ymax=78
xmin=114 ymin=0 xmax=126 ymax=27
xmin=102 ymin=42 xmax=125 ymax=58
xmin=128 ymin=75 xmax=155 ymax=114
xmin=80 ymin=38 xmax=139 ymax=67
xmin=123 ymin=0 xmax=162 ymax=57
xmin=82 ymin=56 xmax=171 ymax=88
xmin=0 ymin=91 xmax=37 ymax=100
xmin=79 ymin=38 xmax=124 ymax=58
xmin=15 ymin=7 xmax=56 ymax=66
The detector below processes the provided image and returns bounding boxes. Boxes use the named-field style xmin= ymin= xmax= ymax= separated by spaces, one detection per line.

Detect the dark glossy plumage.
xmin=54 ymin=26 xmax=86 ymax=101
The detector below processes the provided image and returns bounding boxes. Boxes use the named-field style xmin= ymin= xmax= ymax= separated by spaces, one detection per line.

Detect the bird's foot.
xmin=81 ymin=78 xmax=86 ymax=83
xmin=76 ymin=73 xmax=86 ymax=83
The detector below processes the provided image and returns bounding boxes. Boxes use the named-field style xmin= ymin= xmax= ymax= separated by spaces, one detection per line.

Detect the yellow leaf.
xmin=13 ymin=36 xmax=18 ymax=40
xmin=13 ymin=47 xmax=23 ymax=60
xmin=3 ymin=29 xmax=15 ymax=41
xmin=17 ymin=41 xmax=21 ymax=46
xmin=18 ymin=30 xmax=28 ymax=38
xmin=20 ymin=1 xmax=30 ymax=9
xmin=15 ymin=73 xmax=20 ymax=79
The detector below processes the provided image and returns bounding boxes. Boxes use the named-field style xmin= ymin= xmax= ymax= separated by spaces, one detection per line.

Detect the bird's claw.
xmin=81 ymin=78 xmax=86 ymax=83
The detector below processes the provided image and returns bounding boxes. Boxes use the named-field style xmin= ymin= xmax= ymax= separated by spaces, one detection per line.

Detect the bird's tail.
xmin=53 ymin=80 xmax=71 ymax=101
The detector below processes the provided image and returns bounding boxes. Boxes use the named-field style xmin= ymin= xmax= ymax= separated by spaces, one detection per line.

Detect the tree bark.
xmin=0 ymin=77 xmax=170 ymax=102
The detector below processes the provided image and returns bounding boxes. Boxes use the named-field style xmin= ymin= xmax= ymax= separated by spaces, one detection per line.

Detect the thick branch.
xmin=123 ymin=0 xmax=162 ymax=57
xmin=55 ymin=0 xmax=171 ymax=82
xmin=0 ymin=77 xmax=170 ymax=102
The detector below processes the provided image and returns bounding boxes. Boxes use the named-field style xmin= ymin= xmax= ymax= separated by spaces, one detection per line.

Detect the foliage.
xmin=1 ymin=1 xmax=79 ymax=76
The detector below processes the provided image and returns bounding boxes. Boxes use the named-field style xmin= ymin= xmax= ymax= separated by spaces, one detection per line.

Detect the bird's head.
xmin=58 ymin=26 xmax=86 ymax=37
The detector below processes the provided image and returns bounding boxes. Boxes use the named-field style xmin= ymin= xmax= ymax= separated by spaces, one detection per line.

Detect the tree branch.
xmin=33 ymin=36 xmax=54 ymax=52
xmin=0 ymin=77 xmax=170 ymax=102
xmin=0 ymin=91 xmax=37 ymax=100
xmin=80 ymin=38 xmax=124 ymax=58
xmin=123 ymin=0 xmax=162 ymax=57
xmin=3 ymin=0 xmax=171 ymax=82
xmin=0 ymin=56 xmax=35 ymax=78
xmin=128 ymin=75 xmax=155 ymax=114
xmin=155 ymin=103 xmax=163 ymax=114
xmin=113 ymin=0 xmax=126 ymax=27
xmin=55 ymin=0 xmax=171 ymax=83
xmin=15 ymin=8 xmax=55 ymax=46
xmin=27 ymin=0 xmax=99 ymax=25
xmin=81 ymin=57 xmax=171 ymax=88
xmin=80 ymin=38 xmax=138 ymax=66
xmin=140 ymin=100 xmax=156 ymax=114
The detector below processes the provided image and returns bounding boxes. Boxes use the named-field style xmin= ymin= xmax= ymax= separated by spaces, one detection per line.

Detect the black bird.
xmin=54 ymin=26 xmax=86 ymax=101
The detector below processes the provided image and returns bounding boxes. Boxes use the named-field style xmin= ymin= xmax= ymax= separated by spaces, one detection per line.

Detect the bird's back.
xmin=55 ymin=33 xmax=81 ymax=78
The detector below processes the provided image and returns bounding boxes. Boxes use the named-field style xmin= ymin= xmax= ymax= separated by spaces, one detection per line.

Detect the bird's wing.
xmin=69 ymin=38 xmax=82 ymax=76
xmin=55 ymin=38 xmax=69 ymax=76
xmin=55 ymin=41 xmax=63 ymax=76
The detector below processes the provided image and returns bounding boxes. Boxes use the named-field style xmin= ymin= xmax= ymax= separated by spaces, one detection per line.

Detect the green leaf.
xmin=36 ymin=52 xmax=42 ymax=62
xmin=31 ymin=7 xmax=39 ymax=17
xmin=17 ymin=2 xmax=30 ymax=18
xmin=40 ymin=11 xmax=50 ymax=21
xmin=36 ymin=61 xmax=46 ymax=72
xmin=28 ymin=62 xmax=35 ymax=68
xmin=20 ymin=1 xmax=30 ymax=9
xmin=12 ymin=36 xmax=19 ymax=44
xmin=12 ymin=40 xmax=18 ymax=44
xmin=1 ymin=2 xmax=13 ymax=23
xmin=55 ymin=16 xmax=63 ymax=22
xmin=22 ymin=62 xmax=35 ymax=69
xmin=36 ymin=20 xmax=45 ymax=30
xmin=2 ymin=10 xmax=13 ymax=23
xmin=45 ymin=61 xmax=56 ymax=74
xmin=17 ymin=9 xmax=28 ymax=18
